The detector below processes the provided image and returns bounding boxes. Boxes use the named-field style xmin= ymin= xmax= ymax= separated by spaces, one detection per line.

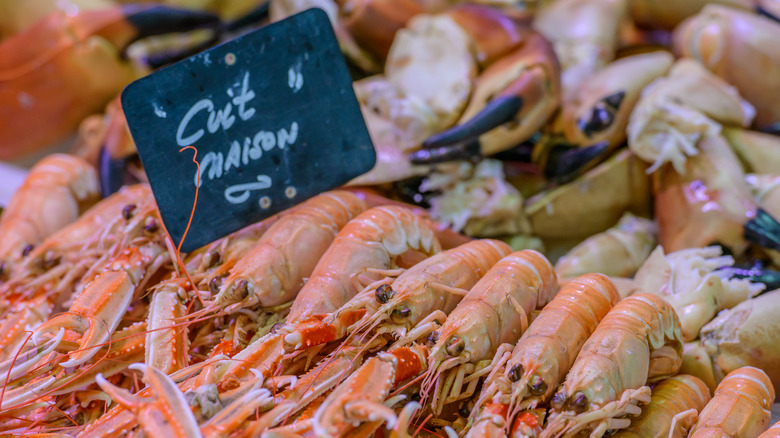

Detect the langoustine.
xmin=0 ymin=153 xmax=100 ymax=280
xmin=611 ymin=374 xmax=711 ymax=438
xmin=469 ymin=273 xmax=620 ymax=437
xmin=420 ymin=249 xmax=560 ymax=414
xmin=205 ymin=190 xmax=368 ymax=312
xmin=190 ymin=203 xmax=443 ymax=395
xmin=1 ymin=183 xmax=153 ymax=297
xmin=542 ymin=293 xmax=683 ymax=438
xmin=689 ymin=366 xmax=775 ymax=437
xmin=282 ymin=239 xmax=512 ymax=356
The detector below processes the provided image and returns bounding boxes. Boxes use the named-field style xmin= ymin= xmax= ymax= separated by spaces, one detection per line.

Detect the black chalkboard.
xmin=122 ymin=8 xmax=376 ymax=252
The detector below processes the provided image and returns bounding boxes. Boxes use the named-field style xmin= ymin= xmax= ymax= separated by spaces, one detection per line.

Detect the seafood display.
xmin=2 ymin=0 xmax=780 ymax=436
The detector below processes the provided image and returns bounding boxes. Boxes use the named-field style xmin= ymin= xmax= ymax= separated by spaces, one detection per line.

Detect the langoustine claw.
xmin=28 ymin=192 xmax=170 ymax=368
xmin=97 ymin=363 xmax=208 ymax=438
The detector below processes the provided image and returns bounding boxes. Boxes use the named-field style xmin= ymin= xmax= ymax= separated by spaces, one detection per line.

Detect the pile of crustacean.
xmin=3 ymin=0 xmax=780 ymax=436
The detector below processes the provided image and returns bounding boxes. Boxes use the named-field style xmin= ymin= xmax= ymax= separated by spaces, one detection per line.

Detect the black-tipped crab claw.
xmin=534 ymin=141 xmax=611 ymax=184
xmin=0 ymin=3 xmax=221 ymax=160
xmin=576 ymin=91 xmax=626 ymax=138
xmin=120 ymin=4 xmax=222 ymax=47
xmin=409 ymin=32 xmax=560 ymax=165
xmin=721 ymin=260 xmax=780 ymax=292
xmin=744 ymin=208 xmax=780 ymax=253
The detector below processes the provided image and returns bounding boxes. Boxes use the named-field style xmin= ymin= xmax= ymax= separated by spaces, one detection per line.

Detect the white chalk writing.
xmin=174 ymin=69 xmax=303 ymax=205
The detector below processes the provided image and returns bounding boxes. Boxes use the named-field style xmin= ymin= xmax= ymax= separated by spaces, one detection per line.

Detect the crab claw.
xmin=537 ymin=141 xmax=611 ymax=184
xmin=410 ymin=96 xmax=523 ymax=164
xmin=721 ymin=262 xmax=780 ymax=292
xmin=760 ymin=123 xmax=780 ymax=136
xmin=100 ymin=147 xmax=133 ymax=197
xmin=223 ymin=1 xmax=271 ymax=33
xmin=119 ymin=4 xmax=221 ymax=49
xmin=409 ymin=32 xmax=560 ymax=165
xmin=744 ymin=208 xmax=780 ymax=252
xmin=335 ymin=0 xmax=425 ymax=61
xmin=756 ymin=1 xmax=780 ymax=23
xmin=576 ymin=91 xmax=626 ymax=138
xmin=0 ymin=4 xmax=220 ymax=159
xmin=95 ymin=97 xmax=141 ymax=197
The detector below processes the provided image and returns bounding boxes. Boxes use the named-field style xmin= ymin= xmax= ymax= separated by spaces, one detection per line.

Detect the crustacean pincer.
xmin=188 ymin=203 xmax=442 ymax=397
xmin=652 ymin=132 xmax=780 ymax=256
xmin=532 ymin=0 xmax=627 ymax=100
xmin=306 ymin=343 xmax=432 ymax=437
xmin=627 ymin=0 xmax=758 ymax=31
xmin=73 ymin=95 xmax=144 ymax=197
xmin=678 ymin=289 xmax=780 ymax=401
xmin=28 ymin=202 xmax=171 ymax=369
xmin=0 ymin=1 xmax=108 ymax=39
xmin=409 ymin=15 xmax=561 ymax=166
xmin=627 ymin=58 xmax=755 ymax=174
xmin=245 ymin=332 xmax=431 ymax=436
xmin=673 ymin=4 xmax=780 ymax=128
xmin=97 ymin=363 xmax=272 ymax=438
xmin=270 ymin=0 xmax=423 ymax=72
xmin=725 ymin=127 xmax=780 ymax=175
xmin=526 ymin=48 xmax=670 ymax=183
xmin=560 ymin=51 xmax=674 ymax=154
xmin=0 ymin=3 xmax=221 ymax=159
xmin=349 ymin=5 xmax=578 ymax=184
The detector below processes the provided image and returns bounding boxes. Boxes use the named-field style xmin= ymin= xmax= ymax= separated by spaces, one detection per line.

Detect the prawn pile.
xmin=3 ymin=0 xmax=780 ymax=436
xmin=0 ymin=166 xmax=776 ymax=437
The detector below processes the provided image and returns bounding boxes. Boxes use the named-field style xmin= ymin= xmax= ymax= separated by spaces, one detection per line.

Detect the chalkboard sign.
xmin=122 ymin=8 xmax=376 ymax=252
